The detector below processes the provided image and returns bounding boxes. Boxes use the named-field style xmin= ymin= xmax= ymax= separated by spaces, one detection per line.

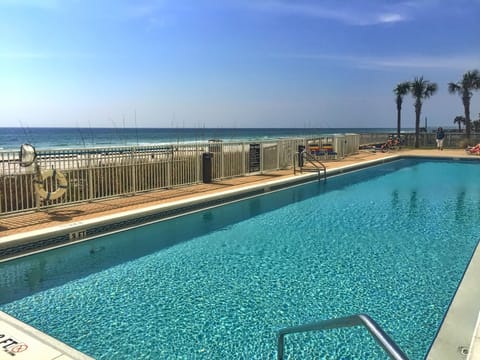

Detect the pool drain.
xmin=458 ymin=345 xmax=469 ymax=356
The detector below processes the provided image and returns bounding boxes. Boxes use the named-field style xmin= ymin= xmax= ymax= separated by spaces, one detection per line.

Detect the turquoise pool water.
xmin=1 ymin=159 xmax=479 ymax=359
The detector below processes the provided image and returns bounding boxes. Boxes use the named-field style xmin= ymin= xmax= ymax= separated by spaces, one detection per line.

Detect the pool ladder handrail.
xmin=294 ymin=151 xmax=327 ymax=182
xmin=277 ymin=313 xmax=409 ymax=360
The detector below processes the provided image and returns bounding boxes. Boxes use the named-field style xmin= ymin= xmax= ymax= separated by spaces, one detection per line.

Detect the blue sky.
xmin=0 ymin=0 xmax=479 ymax=129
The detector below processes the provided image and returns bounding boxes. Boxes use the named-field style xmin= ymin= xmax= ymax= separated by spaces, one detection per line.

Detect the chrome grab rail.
xmin=303 ymin=151 xmax=326 ymax=180
xmin=294 ymin=151 xmax=326 ymax=181
xmin=277 ymin=313 xmax=409 ymax=360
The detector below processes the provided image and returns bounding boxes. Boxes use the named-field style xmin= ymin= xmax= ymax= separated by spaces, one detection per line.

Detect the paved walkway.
xmin=0 ymin=149 xmax=400 ymax=237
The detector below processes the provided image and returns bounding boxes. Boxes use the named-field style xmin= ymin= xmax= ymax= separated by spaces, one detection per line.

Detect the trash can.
xmin=298 ymin=145 xmax=305 ymax=167
xmin=202 ymin=152 xmax=213 ymax=183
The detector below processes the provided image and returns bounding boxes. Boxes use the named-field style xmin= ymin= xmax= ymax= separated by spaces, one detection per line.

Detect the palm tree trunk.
xmin=463 ymin=96 xmax=471 ymax=138
xmin=415 ymin=102 xmax=421 ymax=148
xmin=397 ymin=105 xmax=401 ymax=138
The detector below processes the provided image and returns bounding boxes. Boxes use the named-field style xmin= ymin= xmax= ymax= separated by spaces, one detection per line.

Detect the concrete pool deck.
xmin=0 ymin=148 xmax=479 ymax=359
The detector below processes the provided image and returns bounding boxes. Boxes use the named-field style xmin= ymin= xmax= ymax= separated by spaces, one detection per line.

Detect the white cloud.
xmin=246 ymin=0 xmax=409 ymax=25
xmin=359 ymin=54 xmax=480 ymax=70
xmin=377 ymin=13 xmax=406 ymax=23
xmin=271 ymin=52 xmax=480 ymax=71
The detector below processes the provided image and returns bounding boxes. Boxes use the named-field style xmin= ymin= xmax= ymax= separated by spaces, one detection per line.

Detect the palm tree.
xmin=474 ymin=113 xmax=480 ymax=133
xmin=473 ymin=120 xmax=480 ymax=133
xmin=393 ymin=82 xmax=410 ymax=138
xmin=409 ymin=76 xmax=438 ymax=148
xmin=448 ymin=69 xmax=480 ymax=138
xmin=453 ymin=115 xmax=466 ymax=132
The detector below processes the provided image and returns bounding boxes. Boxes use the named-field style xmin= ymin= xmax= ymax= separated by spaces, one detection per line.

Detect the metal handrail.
xmin=277 ymin=313 xmax=409 ymax=360
xmin=297 ymin=151 xmax=326 ymax=181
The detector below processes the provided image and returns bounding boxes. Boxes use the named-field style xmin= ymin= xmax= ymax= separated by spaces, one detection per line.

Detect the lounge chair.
xmin=466 ymin=144 xmax=480 ymax=154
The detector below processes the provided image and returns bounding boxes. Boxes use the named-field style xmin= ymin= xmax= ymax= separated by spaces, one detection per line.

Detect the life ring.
xmin=34 ymin=169 xmax=68 ymax=201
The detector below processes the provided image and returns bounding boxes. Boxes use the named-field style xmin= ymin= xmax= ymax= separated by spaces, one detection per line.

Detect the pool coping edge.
xmin=0 ymin=310 xmax=94 ymax=359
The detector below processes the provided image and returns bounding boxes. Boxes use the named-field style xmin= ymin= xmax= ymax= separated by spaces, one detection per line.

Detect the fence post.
xmin=88 ymin=155 xmax=94 ymax=201
xmin=260 ymin=143 xmax=264 ymax=174
xmin=242 ymin=142 xmax=246 ymax=175
xmin=168 ymin=146 xmax=173 ymax=188
xmin=221 ymin=143 xmax=225 ymax=179
xmin=276 ymin=141 xmax=280 ymax=170
xmin=131 ymin=148 xmax=137 ymax=194
xmin=196 ymin=144 xmax=201 ymax=183
xmin=34 ymin=163 xmax=41 ymax=210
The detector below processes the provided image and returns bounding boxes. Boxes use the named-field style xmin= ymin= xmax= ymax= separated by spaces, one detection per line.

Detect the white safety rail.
xmin=359 ymin=132 xmax=480 ymax=149
xmin=0 ymin=135 xmax=360 ymax=214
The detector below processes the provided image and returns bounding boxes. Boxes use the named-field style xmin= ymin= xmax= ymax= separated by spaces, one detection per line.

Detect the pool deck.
xmin=1 ymin=148 xmax=479 ymax=360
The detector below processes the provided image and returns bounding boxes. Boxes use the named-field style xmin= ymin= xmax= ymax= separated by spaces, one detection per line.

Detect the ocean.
xmin=0 ymin=127 xmax=400 ymax=151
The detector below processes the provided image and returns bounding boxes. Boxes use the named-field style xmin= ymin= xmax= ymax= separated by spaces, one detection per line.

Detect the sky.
xmin=0 ymin=0 xmax=479 ymax=129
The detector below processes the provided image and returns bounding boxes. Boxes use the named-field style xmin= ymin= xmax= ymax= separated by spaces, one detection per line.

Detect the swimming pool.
xmin=1 ymin=158 xmax=479 ymax=359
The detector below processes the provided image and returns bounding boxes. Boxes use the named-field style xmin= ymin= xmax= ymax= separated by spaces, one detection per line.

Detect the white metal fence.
xmin=359 ymin=132 xmax=480 ymax=149
xmin=0 ymin=135 xmax=360 ymax=215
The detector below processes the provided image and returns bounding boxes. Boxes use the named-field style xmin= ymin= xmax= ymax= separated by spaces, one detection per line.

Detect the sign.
xmin=0 ymin=333 xmax=28 ymax=357
xmin=249 ymin=144 xmax=260 ymax=172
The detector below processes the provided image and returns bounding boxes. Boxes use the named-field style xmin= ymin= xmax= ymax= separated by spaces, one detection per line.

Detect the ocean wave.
xmin=1 ymin=127 xmax=402 ymax=151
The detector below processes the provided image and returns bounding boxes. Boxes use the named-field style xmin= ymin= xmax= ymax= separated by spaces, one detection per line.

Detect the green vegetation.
xmin=393 ymin=82 xmax=411 ymax=139
xmin=448 ymin=70 xmax=480 ymax=139
xmin=473 ymin=114 xmax=480 ymax=133
xmin=394 ymin=69 xmax=480 ymax=147
xmin=453 ymin=115 xmax=466 ymax=132
xmin=409 ymin=77 xmax=438 ymax=148
xmin=393 ymin=77 xmax=438 ymax=148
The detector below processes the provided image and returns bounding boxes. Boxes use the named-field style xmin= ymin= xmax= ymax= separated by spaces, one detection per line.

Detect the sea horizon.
xmin=0 ymin=126 xmax=412 ymax=151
